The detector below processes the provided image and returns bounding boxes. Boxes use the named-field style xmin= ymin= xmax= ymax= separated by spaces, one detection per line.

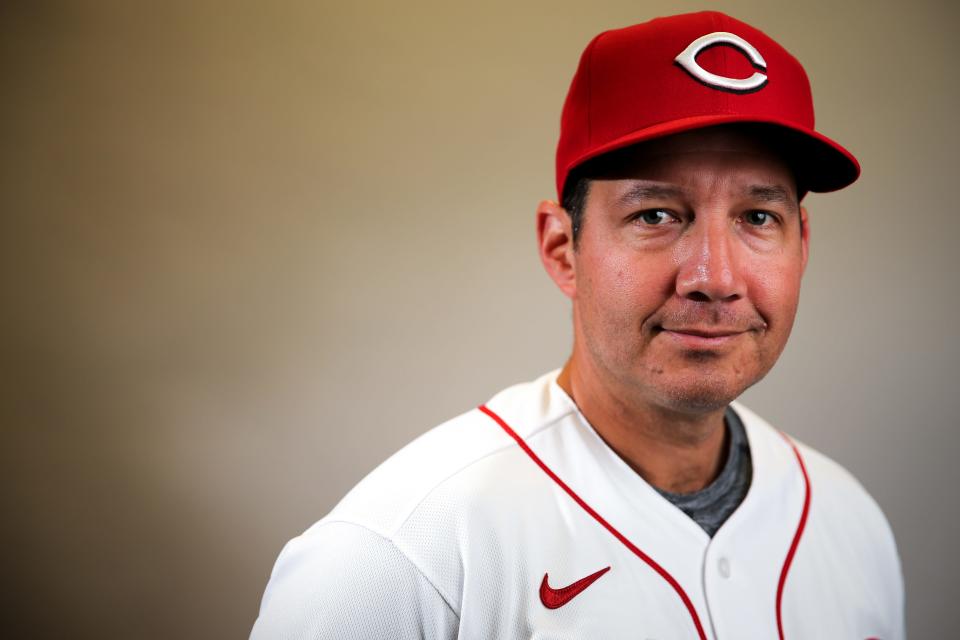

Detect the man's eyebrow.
xmin=746 ymin=185 xmax=798 ymax=208
xmin=617 ymin=183 xmax=687 ymax=206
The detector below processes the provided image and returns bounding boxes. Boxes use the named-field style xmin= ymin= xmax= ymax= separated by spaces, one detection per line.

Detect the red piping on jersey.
xmin=479 ymin=403 xmax=812 ymax=640
xmin=478 ymin=404 xmax=708 ymax=640
xmin=775 ymin=432 xmax=812 ymax=640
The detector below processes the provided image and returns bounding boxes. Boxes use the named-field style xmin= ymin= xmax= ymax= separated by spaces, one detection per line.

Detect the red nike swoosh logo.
xmin=539 ymin=566 xmax=611 ymax=609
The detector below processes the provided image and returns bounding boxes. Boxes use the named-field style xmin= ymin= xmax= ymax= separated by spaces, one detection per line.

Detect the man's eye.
xmin=744 ymin=210 xmax=773 ymax=226
xmin=636 ymin=209 xmax=672 ymax=225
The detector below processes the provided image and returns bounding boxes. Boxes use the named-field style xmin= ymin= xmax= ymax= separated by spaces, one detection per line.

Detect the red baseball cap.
xmin=555 ymin=11 xmax=859 ymax=199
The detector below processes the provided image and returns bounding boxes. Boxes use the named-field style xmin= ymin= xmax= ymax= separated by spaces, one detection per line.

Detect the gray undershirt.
xmin=654 ymin=407 xmax=752 ymax=537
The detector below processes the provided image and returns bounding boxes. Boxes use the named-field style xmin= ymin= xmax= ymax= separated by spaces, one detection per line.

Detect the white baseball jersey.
xmin=252 ymin=370 xmax=904 ymax=639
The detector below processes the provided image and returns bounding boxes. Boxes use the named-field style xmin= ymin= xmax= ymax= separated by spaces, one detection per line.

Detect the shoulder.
xmin=732 ymin=401 xmax=889 ymax=521
xmin=734 ymin=401 xmax=898 ymax=543
xmin=732 ymin=402 xmax=904 ymax=627
xmin=251 ymin=520 xmax=459 ymax=639
xmin=793 ymin=436 xmax=903 ymax=580
xmin=321 ymin=369 xmax=573 ymax=538
xmin=253 ymin=370 xmax=574 ymax=630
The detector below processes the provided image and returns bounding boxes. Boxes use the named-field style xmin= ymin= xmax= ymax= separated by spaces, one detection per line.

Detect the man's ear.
xmin=536 ymin=199 xmax=577 ymax=299
xmin=800 ymin=205 xmax=810 ymax=276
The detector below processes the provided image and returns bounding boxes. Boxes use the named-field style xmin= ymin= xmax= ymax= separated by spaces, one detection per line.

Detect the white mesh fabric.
xmin=251 ymin=521 xmax=459 ymax=639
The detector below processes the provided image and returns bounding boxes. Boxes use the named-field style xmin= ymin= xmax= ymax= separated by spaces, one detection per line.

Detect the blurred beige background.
xmin=2 ymin=0 xmax=957 ymax=638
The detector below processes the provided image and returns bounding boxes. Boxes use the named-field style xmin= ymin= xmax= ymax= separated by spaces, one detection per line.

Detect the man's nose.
xmin=675 ymin=223 xmax=747 ymax=302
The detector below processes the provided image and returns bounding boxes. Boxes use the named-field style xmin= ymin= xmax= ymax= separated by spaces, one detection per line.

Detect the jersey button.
xmin=718 ymin=557 xmax=731 ymax=579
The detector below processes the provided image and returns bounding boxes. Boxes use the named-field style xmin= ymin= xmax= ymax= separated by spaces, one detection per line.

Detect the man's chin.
xmin=633 ymin=350 xmax=770 ymax=415
xmin=657 ymin=392 xmax=736 ymax=415
xmin=644 ymin=372 xmax=758 ymax=415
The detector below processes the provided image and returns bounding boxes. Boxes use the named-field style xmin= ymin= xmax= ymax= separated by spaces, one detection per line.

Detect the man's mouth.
xmin=655 ymin=326 xmax=750 ymax=348
xmin=660 ymin=327 xmax=744 ymax=337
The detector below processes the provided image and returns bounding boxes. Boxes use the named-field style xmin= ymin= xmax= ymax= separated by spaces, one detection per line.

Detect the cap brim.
xmin=562 ymin=114 xmax=860 ymax=194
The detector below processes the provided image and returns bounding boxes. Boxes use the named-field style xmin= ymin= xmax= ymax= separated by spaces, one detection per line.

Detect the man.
xmin=252 ymin=11 xmax=904 ymax=639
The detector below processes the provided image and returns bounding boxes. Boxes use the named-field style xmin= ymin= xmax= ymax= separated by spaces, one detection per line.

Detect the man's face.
xmin=568 ymin=127 xmax=808 ymax=414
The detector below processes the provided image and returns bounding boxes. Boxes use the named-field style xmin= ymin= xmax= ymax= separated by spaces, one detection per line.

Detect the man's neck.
xmin=557 ymin=359 xmax=729 ymax=494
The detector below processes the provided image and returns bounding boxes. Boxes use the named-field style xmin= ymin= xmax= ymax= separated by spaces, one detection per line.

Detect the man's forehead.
xmin=609 ymin=126 xmax=790 ymax=164
xmin=585 ymin=125 xmax=800 ymax=197
xmin=610 ymin=181 xmax=799 ymax=209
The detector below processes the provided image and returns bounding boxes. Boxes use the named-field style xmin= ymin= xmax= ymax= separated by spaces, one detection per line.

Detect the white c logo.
xmin=674 ymin=32 xmax=768 ymax=93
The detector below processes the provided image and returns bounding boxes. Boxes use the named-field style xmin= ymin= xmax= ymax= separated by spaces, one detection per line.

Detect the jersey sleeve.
xmin=250 ymin=521 xmax=460 ymax=640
